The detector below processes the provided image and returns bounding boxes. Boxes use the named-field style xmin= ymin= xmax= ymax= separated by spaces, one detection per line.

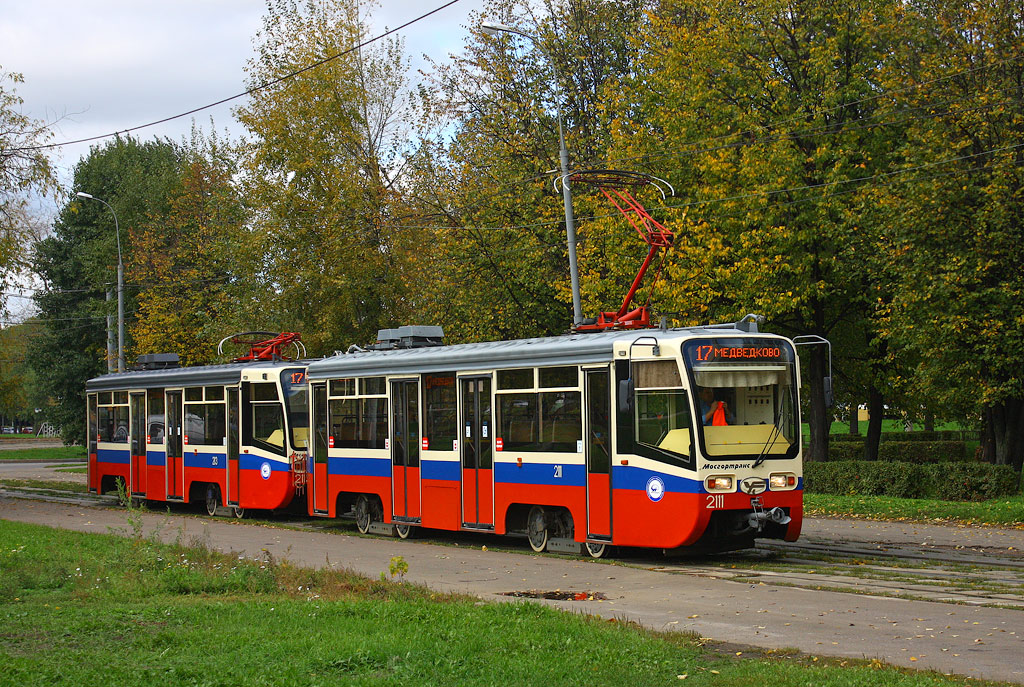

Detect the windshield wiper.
xmin=751 ymin=420 xmax=782 ymax=469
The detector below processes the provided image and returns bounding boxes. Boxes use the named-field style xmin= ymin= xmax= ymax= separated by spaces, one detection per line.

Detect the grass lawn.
xmin=0 ymin=519 xmax=996 ymax=687
xmin=0 ymin=445 xmax=86 ymax=461
xmin=805 ymin=493 xmax=1024 ymax=528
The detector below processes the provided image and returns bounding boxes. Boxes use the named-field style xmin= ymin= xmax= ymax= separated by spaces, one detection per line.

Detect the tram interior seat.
xmin=658 ymin=429 xmax=692 ymax=456
xmin=266 ymin=430 xmax=285 ymax=448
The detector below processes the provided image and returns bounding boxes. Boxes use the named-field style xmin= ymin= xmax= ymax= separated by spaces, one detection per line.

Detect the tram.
xmin=85 ymin=346 xmax=310 ymax=517
xmin=303 ymin=319 xmax=803 ymax=556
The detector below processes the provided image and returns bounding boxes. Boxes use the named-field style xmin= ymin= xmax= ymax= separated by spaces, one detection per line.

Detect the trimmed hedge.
xmin=827 ymin=431 xmax=979 ymax=442
xmin=825 ymin=441 xmax=966 ymax=463
xmin=804 ymin=460 xmax=1020 ymax=500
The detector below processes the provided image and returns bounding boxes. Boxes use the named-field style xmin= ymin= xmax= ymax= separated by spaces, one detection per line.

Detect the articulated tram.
xmin=86 ymin=319 xmax=804 ymax=555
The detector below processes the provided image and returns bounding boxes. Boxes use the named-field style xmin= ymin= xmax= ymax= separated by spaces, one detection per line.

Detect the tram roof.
xmin=85 ymin=360 xmax=305 ymax=393
xmin=306 ymin=325 xmax=771 ymax=380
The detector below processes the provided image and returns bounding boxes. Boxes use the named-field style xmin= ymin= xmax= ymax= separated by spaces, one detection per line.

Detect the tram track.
xmin=4 ymin=482 xmax=1024 ymax=610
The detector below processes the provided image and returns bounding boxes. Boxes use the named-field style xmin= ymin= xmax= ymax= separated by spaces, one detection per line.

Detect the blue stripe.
xmin=422 ymin=459 xmax=460 ymax=482
xmin=328 ymin=455 xmax=391 ymax=478
xmin=97 ymin=448 xmax=129 ymax=465
xmin=184 ymin=452 xmax=228 ymax=470
xmin=147 ymin=450 xmax=166 ymax=467
xmin=494 ymin=461 xmax=586 ymax=488
xmin=613 ymin=465 xmax=702 ymax=494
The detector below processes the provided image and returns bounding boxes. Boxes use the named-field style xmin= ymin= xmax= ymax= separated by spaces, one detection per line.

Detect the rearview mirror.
xmin=618 ymin=377 xmax=634 ymax=414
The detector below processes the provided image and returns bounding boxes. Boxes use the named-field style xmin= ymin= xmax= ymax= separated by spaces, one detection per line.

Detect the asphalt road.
xmin=1 ymin=493 xmax=1022 ymax=683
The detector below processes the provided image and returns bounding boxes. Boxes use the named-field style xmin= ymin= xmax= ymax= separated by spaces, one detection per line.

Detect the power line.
xmin=11 ymin=0 xmax=464 ymax=152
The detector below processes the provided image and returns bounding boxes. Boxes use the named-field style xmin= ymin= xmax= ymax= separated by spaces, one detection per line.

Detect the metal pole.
xmin=117 ymin=259 xmax=124 ymax=372
xmin=77 ymin=192 xmax=124 ymax=371
xmin=105 ymin=289 xmax=114 ymax=373
xmin=481 ymin=22 xmax=583 ymax=328
xmin=557 ymin=117 xmax=582 ymax=326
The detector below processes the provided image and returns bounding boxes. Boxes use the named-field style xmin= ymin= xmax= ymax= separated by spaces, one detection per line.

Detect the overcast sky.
xmin=2 ymin=0 xmax=485 ymax=183
xmin=0 ymin=0 xmax=487 ymax=320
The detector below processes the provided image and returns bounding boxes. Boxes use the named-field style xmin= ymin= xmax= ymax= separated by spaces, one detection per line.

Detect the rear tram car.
xmin=85 ymin=355 xmax=309 ymax=517
xmin=304 ymin=321 xmax=802 ymax=556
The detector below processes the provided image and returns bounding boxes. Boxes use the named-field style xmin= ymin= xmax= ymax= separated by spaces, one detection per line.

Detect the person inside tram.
xmin=698 ymin=386 xmax=733 ymax=426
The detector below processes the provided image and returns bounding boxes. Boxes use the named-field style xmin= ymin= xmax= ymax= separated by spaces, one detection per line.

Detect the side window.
xmin=423 ymin=373 xmax=457 ymax=451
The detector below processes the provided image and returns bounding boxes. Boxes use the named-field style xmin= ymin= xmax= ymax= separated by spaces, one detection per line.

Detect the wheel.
xmin=130 ymin=497 xmax=146 ymax=509
xmin=527 ymin=506 xmax=548 ymax=553
xmin=585 ymin=542 xmax=608 ymax=559
xmin=205 ymin=484 xmax=220 ymax=516
xmin=395 ymin=523 xmax=414 ymax=540
xmin=355 ymin=495 xmax=372 ymax=534
xmin=231 ymin=506 xmax=245 ymax=519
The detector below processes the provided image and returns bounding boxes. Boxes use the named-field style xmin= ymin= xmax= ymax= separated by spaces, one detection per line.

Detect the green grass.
xmin=0 ymin=445 xmax=86 ymax=461
xmin=0 ymin=520 xmax=998 ymax=687
xmin=805 ymin=493 xmax=1024 ymax=527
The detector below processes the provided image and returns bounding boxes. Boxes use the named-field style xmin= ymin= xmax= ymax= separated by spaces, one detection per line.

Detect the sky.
xmin=1 ymin=0 xmax=487 ymax=321
xmin=2 ymin=0 xmax=486 ymax=182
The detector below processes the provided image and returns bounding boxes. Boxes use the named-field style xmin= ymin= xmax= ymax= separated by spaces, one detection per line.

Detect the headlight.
xmin=770 ymin=473 xmax=797 ymax=490
xmin=705 ymin=475 xmax=733 ymax=491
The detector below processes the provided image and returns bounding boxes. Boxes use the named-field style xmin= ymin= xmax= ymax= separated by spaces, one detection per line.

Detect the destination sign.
xmin=693 ymin=345 xmax=784 ymax=362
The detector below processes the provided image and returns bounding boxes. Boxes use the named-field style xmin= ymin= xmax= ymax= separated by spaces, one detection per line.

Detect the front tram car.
xmin=304 ymin=321 xmax=803 ymax=555
xmin=86 ymin=355 xmax=309 ymax=517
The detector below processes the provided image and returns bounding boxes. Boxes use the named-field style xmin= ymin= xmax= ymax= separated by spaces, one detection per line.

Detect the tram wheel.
xmin=395 ymin=523 xmax=415 ymax=540
xmin=527 ymin=506 xmax=549 ymax=553
xmin=355 ymin=495 xmax=372 ymax=534
xmin=231 ymin=506 xmax=245 ymax=519
xmin=585 ymin=542 xmax=608 ymax=559
xmin=205 ymin=484 xmax=220 ymax=517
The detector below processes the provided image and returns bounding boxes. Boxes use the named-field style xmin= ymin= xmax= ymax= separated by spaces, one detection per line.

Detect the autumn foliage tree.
xmin=235 ymin=0 xmax=424 ymax=354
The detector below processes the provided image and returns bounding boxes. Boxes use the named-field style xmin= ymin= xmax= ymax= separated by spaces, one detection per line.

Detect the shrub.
xmin=804 ymin=460 xmax=1020 ymax=500
xmin=927 ymin=463 xmax=1020 ymax=501
xmin=804 ymin=461 xmax=925 ymax=498
xmin=821 ymin=441 xmax=965 ymax=462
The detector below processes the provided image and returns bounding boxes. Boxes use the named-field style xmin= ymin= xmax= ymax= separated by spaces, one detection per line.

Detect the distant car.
xmin=21 ymin=426 xmax=33 ymax=434
xmin=2 ymin=426 xmax=13 ymax=434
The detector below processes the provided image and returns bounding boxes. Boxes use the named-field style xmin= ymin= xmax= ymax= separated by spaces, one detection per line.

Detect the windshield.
xmin=281 ymin=368 xmax=309 ymax=450
xmin=682 ymin=338 xmax=798 ymax=461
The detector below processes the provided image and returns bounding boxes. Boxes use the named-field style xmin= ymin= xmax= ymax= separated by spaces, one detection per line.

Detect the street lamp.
xmin=480 ymin=21 xmax=583 ymax=328
xmin=76 ymin=192 xmax=124 ymax=373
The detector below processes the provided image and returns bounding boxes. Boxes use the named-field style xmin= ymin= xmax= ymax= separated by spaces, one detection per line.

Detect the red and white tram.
xmin=85 ymin=355 xmax=309 ymax=517
xmin=303 ymin=320 xmax=802 ymax=555
xmin=85 ymin=318 xmax=805 ymax=556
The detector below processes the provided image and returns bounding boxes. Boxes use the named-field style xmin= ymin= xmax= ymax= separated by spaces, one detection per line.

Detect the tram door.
xmin=165 ymin=390 xmax=184 ymax=499
xmin=391 ymin=379 xmax=421 ymax=521
xmin=460 ymin=377 xmax=493 ymax=527
xmin=310 ymin=383 xmax=330 ymax=515
xmin=226 ymin=387 xmax=241 ymax=507
xmin=585 ymin=369 xmax=612 ymax=540
xmin=129 ymin=392 xmax=146 ymax=496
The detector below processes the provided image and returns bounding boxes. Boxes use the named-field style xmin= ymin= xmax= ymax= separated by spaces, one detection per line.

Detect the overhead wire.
xmin=10 ymin=0 xmax=465 ymax=152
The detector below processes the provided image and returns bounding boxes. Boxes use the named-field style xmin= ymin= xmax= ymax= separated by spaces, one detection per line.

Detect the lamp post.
xmin=76 ymin=192 xmax=124 ymax=373
xmin=481 ymin=21 xmax=583 ymax=328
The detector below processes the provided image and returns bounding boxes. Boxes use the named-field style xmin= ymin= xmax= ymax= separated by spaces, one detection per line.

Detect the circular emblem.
xmin=646 ymin=476 xmax=666 ymax=502
xmin=260 ymin=461 xmax=272 ymax=480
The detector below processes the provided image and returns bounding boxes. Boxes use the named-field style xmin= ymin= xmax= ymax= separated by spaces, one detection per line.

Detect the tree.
xmin=234 ymin=0 xmax=423 ymax=354
xmin=873 ymin=0 xmax=1024 ymax=472
xmin=410 ymin=0 xmax=657 ymax=342
xmin=32 ymin=137 xmax=181 ymax=443
xmin=0 ymin=68 xmax=54 ymax=315
xmin=611 ymin=0 xmax=909 ymax=459
xmin=129 ymin=130 xmax=248 ymax=365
